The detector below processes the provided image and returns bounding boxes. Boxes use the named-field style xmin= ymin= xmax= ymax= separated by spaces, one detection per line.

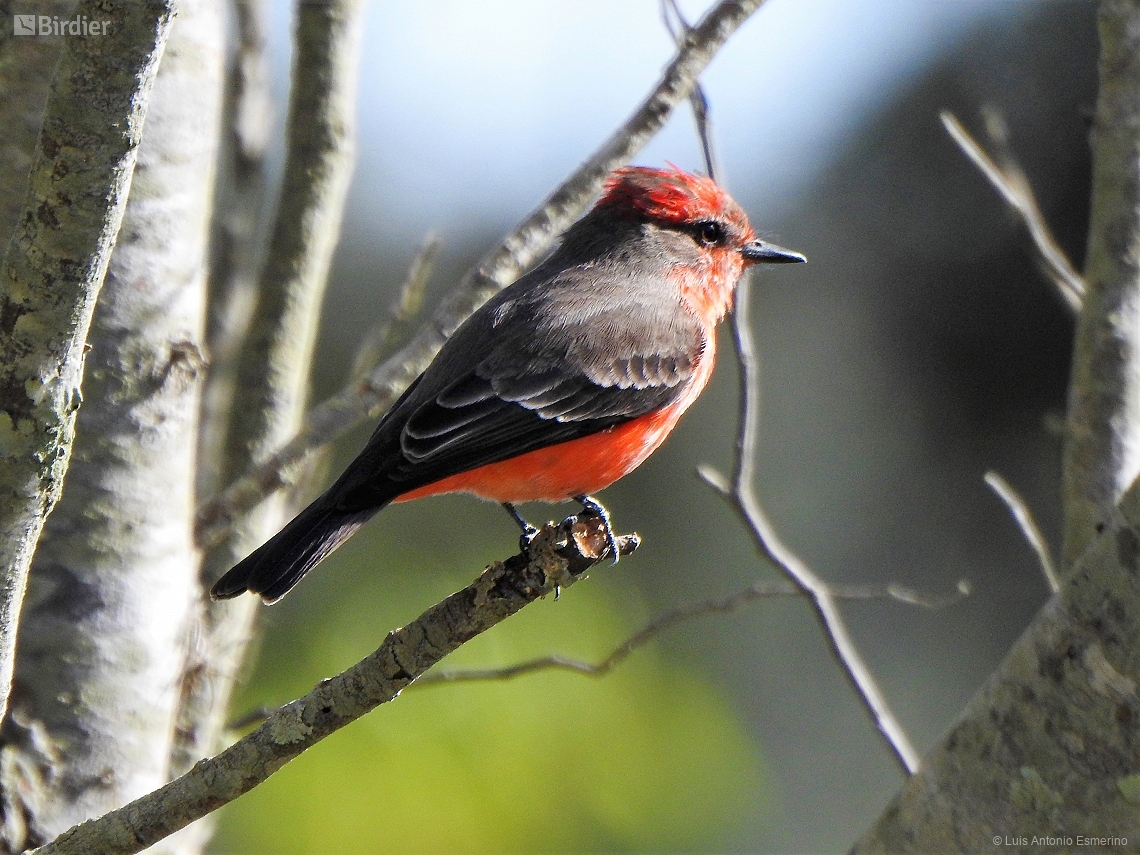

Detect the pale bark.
xmin=0 ymin=0 xmax=176 ymax=738
xmin=173 ymin=0 xmax=366 ymax=815
xmin=195 ymin=0 xmax=272 ymax=502
xmin=1061 ymin=0 xmax=1140 ymax=569
xmin=0 ymin=0 xmax=74 ymax=241
xmin=0 ymin=2 xmax=223 ymax=850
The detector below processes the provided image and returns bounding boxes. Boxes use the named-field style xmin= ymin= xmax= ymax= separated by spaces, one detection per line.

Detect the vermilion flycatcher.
xmin=212 ymin=166 xmax=804 ymax=603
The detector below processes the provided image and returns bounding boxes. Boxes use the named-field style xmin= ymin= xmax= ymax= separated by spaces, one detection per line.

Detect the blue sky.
xmin=268 ymin=0 xmax=1023 ymax=243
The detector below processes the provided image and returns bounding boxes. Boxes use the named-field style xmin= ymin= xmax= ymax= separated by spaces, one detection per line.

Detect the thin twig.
xmin=984 ymin=470 xmax=1061 ymax=594
xmin=700 ymin=278 xmax=922 ymax=775
xmin=194 ymin=0 xmax=770 ymax=548
xmin=416 ymin=578 xmax=967 ymax=686
xmin=940 ymin=110 xmax=1084 ymax=312
xmin=661 ymin=0 xmax=721 ymax=182
xmin=30 ymin=515 xmax=638 ymax=855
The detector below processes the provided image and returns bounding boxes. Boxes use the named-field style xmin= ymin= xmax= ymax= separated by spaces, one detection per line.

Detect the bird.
xmin=211 ymin=165 xmax=805 ymax=604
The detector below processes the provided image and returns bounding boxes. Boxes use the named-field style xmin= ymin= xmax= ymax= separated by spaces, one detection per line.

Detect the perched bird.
xmin=212 ymin=165 xmax=804 ymax=603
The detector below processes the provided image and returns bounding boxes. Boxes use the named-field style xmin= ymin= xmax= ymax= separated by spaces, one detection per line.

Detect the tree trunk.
xmin=0 ymin=1 xmax=222 ymax=849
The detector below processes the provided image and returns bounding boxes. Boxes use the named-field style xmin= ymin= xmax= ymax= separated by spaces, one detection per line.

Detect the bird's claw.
xmin=518 ymin=527 xmax=538 ymax=553
xmin=502 ymin=502 xmax=539 ymax=552
xmin=574 ymin=494 xmax=620 ymax=565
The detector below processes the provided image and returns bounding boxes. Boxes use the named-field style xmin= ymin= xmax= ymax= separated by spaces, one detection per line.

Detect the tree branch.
xmin=1061 ymin=0 xmax=1140 ymax=570
xmin=221 ymin=0 xmax=363 ymax=482
xmin=172 ymin=0 xmax=366 ymax=799
xmin=193 ymin=0 xmax=771 ymax=548
xmin=0 ymin=0 xmax=223 ymax=846
xmin=984 ymin=470 xmax=1061 ymax=594
xmin=196 ymin=0 xmax=273 ymax=502
xmin=30 ymin=513 xmax=638 ymax=855
xmin=417 ymin=579 xmax=967 ymax=686
xmin=0 ymin=0 xmax=177 ymax=724
xmin=700 ymin=278 xmax=922 ymax=775
xmin=940 ymin=109 xmax=1084 ymax=312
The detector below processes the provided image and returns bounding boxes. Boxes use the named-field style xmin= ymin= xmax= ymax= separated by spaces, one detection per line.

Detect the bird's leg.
xmin=574 ymin=494 xmax=620 ymax=565
xmin=502 ymin=502 xmax=538 ymax=552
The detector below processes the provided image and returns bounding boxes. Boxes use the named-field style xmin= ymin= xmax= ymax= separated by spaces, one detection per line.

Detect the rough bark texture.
xmin=0 ymin=1 xmax=223 ymax=850
xmin=0 ymin=0 xmax=176 ymax=735
xmin=853 ymin=478 xmax=1140 ymax=853
xmin=30 ymin=516 xmax=636 ymax=855
xmin=0 ymin=0 xmax=74 ymax=242
xmin=1062 ymin=0 xmax=1140 ymax=569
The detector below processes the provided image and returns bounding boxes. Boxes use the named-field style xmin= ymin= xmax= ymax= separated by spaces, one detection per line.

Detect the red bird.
xmin=212 ymin=166 xmax=804 ymax=603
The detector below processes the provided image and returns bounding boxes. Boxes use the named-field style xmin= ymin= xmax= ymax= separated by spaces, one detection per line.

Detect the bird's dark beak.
xmin=741 ymin=239 xmax=806 ymax=265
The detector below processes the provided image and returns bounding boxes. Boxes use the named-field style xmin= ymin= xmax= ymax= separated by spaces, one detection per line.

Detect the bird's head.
xmin=596 ymin=165 xmax=804 ymax=321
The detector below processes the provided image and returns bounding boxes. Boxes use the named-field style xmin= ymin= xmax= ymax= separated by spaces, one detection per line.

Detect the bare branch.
xmin=885 ymin=579 xmax=972 ymax=609
xmin=194 ymin=0 xmax=771 ymax=548
xmin=940 ymin=110 xmax=1083 ymax=313
xmin=221 ymin=0 xmax=364 ymax=485
xmin=661 ymin=0 xmax=721 ymax=181
xmin=417 ymin=578 xmax=968 ymax=686
xmin=703 ymin=278 xmax=922 ymax=775
xmin=1061 ymin=0 xmax=1140 ymax=570
xmin=29 ymin=513 xmax=638 ymax=855
xmin=984 ymin=470 xmax=1061 ymax=594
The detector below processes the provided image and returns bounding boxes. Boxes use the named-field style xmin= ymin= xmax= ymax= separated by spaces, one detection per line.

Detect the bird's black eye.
xmin=696 ymin=221 xmax=725 ymax=246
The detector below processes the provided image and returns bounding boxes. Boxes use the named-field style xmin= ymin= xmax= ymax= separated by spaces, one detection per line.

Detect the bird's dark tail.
xmin=210 ymin=494 xmax=383 ymax=604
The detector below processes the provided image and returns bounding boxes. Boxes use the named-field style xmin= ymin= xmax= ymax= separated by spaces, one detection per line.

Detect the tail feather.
xmin=210 ymin=497 xmax=382 ymax=604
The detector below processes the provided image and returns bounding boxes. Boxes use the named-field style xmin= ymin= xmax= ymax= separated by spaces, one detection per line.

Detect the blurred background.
xmin=210 ymin=1 xmax=1096 ymax=852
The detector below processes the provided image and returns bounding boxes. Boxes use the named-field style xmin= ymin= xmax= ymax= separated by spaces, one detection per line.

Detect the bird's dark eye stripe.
xmin=695 ymin=220 xmax=725 ymax=245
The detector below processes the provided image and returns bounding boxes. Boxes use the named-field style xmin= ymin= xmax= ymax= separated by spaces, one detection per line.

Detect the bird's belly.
xmin=393 ymin=403 xmax=687 ymax=504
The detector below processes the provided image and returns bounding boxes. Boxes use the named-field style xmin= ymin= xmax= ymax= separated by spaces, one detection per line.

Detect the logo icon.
xmin=13 ymin=14 xmax=35 ymax=35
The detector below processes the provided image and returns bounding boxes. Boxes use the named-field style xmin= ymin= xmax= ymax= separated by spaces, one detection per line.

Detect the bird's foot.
xmin=574 ymin=494 xmax=620 ymax=565
xmin=502 ymin=502 xmax=539 ymax=552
